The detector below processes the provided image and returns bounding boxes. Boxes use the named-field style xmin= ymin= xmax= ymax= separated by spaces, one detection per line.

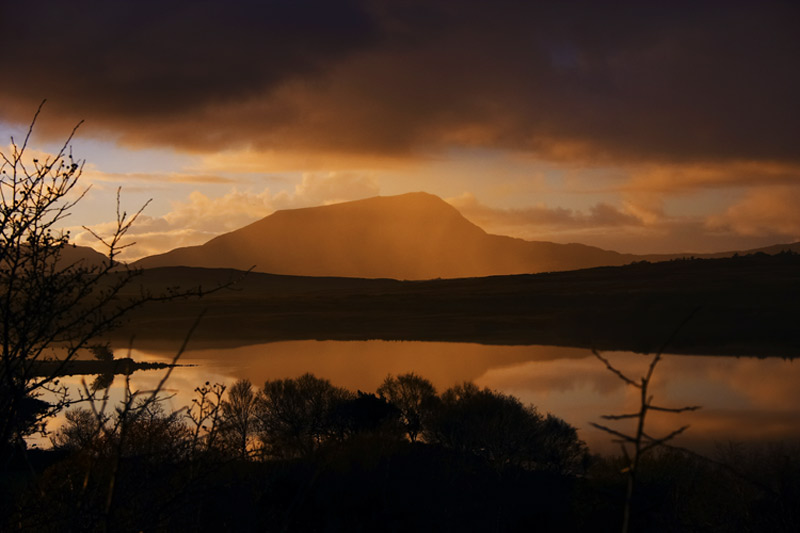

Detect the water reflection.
xmin=143 ymin=340 xmax=589 ymax=392
xmin=43 ymin=341 xmax=800 ymax=455
xmin=476 ymin=352 xmax=800 ymax=454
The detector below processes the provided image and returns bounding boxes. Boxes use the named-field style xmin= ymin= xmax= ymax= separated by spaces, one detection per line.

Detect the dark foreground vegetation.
xmin=118 ymin=251 xmax=800 ymax=357
xmin=2 ymin=372 xmax=799 ymax=532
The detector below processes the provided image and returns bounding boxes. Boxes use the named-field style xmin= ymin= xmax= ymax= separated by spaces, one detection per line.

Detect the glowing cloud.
xmin=72 ymin=173 xmax=381 ymax=259
xmin=707 ymin=186 xmax=800 ymax=240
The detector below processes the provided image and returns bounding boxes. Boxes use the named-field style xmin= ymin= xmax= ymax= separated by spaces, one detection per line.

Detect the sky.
xmin=1 ymin=0 xmax=799 ymax=260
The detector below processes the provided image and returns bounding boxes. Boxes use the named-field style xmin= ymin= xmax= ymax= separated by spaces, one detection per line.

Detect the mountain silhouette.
xmin=60 ymin=244 xmax=110 ymax=269
xmin=134 ymin=192 xmax=639 ymax=279
xmin=133 ymin=192 xmax=800 ymax=279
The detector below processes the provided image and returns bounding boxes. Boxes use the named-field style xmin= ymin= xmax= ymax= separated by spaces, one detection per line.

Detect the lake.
xmin=49 ymin=340 xmax=800 ymax=456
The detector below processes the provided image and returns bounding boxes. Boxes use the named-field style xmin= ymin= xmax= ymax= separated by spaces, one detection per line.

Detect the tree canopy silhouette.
xmin=377 ymin=372 xmax=438 ymax=442
xmin=254 ymin=373 xmax=352 ymax=458
xmin=426 ymin=382 xmax=588 ymax=473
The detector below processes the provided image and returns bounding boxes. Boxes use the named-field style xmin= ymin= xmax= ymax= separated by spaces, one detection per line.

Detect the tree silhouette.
xmin=0 ymin=103 xmax=225 ymax=460
xmin=426 ymin=382 xmax=587 ymax=473
xmin=254 ymin=373 xmax=352 ymax=458
xmin=220 ymin=379 xmax=259 ymax=459
xmin=0 ymin=104 xmax=148 ymax=454
xmin=590 ymin=311 xmax=701 ymax=533
xmin=377 ymin=372 xmax=437 ymax=442
xmin=329 ymin=391 xmax=402 ymax=440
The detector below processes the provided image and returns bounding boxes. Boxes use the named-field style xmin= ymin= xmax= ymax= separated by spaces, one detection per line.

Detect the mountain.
xmin=134 ymin=192 xmax=639 ymax=279
xmin=133 ymin=192 xmax=800 ymax=279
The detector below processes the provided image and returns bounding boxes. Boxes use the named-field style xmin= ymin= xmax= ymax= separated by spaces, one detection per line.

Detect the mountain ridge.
xmin=132 ymin=192 xmax=800 ymax=280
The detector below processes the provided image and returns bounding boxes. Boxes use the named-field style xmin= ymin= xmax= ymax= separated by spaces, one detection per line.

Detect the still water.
xmin=51 ymin=340 xmax=800 ymax=455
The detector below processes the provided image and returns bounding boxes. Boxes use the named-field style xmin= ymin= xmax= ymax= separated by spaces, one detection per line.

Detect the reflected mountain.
xmin=139 ymin=340 xmax=590 ymax=392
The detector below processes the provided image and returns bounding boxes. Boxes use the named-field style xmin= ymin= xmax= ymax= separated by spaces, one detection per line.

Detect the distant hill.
xmin=60 ymin=244 xmax=109 ymax=269
xmin=133 ymin=192 xmax=800 ymax=279
xmin=1 ymin=243 xmax=109 ymax=270
xmin=134 ymin=192 xmax=639 ymax=279
xmin=655 ymin=241 xmax=800 ymax=260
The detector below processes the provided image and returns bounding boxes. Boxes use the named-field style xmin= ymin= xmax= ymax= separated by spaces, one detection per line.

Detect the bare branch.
xmin=591 ymin=349 xmax=639 ymax=388
xmin=640 ymin=426 xmax=691 ymax=453
xmin=589 ymin=422 xmax=637 ymax=444
xmin=590 ymin=309 xmax=701 ymax=533
xmin=655 ymin=306 xmax=701 ymax=357
xmin=140 ymin=310 xmax=207 ymax=409
xmin=19 ymin=100 xmax=47 ymax=156
xmin=648 ymin=404 xmax=702 ymax=414
xmin=600 ymin=412 xmax=641 ymax=420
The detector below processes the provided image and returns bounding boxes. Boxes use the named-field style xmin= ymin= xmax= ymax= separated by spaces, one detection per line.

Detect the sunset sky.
xmin=2 ymin=0 xmax=798 ymax=259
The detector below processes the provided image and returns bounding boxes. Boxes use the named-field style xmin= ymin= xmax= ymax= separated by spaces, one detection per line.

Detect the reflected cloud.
xmin=144 ymin=341 xmax=588 ymax=393
xmin=477 ymin=352 xmax=800 ymax=454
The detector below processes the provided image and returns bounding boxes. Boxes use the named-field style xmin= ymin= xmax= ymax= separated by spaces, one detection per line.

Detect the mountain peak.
xmin=269 ymin=192 xmax=457 ymax=218
xmin=229 ymin=192 xmax=483 ymax=244
xmin=373 ymin=191 xmax=450 ymax=206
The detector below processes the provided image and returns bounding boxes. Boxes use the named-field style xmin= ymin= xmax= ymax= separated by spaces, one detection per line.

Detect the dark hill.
xmin=116 ymin=252 xmax=800 ymax=356
xmin=60 ymin=244 xmax=109 ymax=268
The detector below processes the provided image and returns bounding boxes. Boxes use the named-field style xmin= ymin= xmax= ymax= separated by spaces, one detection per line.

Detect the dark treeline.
xmin=2 ymin=373 xmax=799 ymax=532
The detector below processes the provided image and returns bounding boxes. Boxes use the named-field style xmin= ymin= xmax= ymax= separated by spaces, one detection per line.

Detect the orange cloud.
xmin=707 ymin=186 xmax=800 ymax=239
xmin=82 ymin=167 xmax=237 ymax=186
xmin=624 ymin=161 xmax=800 ymax=194
xmin=445 ymin=187 xmax=797 ymax=255
xmin=447 ymin=192 xmax=643 ymax=234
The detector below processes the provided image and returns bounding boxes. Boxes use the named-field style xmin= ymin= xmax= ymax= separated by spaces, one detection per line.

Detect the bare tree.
xmin=590 ymin=311 xmax=701 ymax=533
xmin=186 ymin=381 xmax=226 ymax=456
xmin=220 ymin=379 xmax=258 ymax=459
xmin=0 ymin=103 xmax=219 ymax=458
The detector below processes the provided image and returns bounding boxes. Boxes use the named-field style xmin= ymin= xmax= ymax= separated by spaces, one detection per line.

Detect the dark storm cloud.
xmin=2 ymin=0 xmax=798 ymax=164
xmin=0 ymin=0 xmax=376 ymax=120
